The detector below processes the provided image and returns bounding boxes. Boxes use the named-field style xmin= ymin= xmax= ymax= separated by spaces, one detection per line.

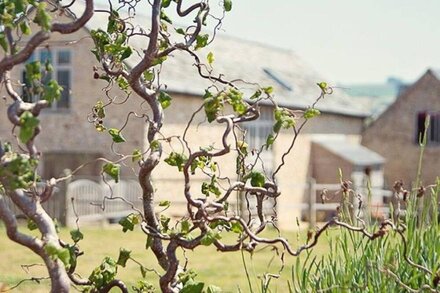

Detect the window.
xmin=416 ymin=112 xmax=440 ymax=145
xmin=241 ymin=107 xmax=276 ymax=217
xmin=22 ymin=48 xmax=72 ymax=110
xmin=243 ymin=107 xmax=274 ymax=173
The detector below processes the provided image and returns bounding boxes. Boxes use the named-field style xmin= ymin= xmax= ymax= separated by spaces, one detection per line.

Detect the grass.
xmin=0 ymin=223 xmax=331 ymax=292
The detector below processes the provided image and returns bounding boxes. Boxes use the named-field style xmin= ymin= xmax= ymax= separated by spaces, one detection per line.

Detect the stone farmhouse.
xmin=0 ymin=5 xmax=384 ymax=228
xmin=362 ymin=69 xmax=440 ymax=189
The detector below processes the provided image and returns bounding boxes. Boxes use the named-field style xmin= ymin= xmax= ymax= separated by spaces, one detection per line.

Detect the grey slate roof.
xmin=313 ymin=137 xmax=385 ymax=166
xmin=70 ymin=3 xmax=369 ymax=118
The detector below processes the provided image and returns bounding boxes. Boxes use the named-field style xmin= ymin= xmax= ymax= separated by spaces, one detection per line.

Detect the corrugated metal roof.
xmin=313 ymin=138 xmax=385 ymax=166
xmin=69 ymin=3 xmax=369 ymax=117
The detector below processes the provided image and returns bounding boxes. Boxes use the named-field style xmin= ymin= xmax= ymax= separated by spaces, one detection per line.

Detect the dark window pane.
xmin=416 ymin=112 xmax=427 ymax=143
xmin=21 ymin=71 xmax=34 ymax=103
xmin=39 ymin=50 xmax=52 ymax=64
xmin=57 ymin=50 xmax=71 ymax=65
xmin=57 ymin=70 xmax=70 ymax=108
xmin=416 ymin=112 xmax=440 ymax=145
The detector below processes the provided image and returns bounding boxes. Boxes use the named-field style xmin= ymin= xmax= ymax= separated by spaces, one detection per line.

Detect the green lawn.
xmin=0 ymin=224 xmax=331 ymax=292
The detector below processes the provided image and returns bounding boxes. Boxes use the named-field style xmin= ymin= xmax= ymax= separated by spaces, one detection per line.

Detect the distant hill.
xmin=339 ymin=77 xmax=407 ymax=117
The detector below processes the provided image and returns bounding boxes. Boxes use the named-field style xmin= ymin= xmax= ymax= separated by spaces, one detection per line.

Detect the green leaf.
xmin=207 ymin=52 xmax=214 ymax=65
xmin=57 ymin=248 xmax=71 ymax=267
xmin=250 ymin=89 xmax=262 ymax=100
xmin=145 ymin=235 xmax=153 ymax=250
xmin=230 ymin=221 xmax=243 ymax=234
xmin=88 ymin=257 xmax=117 ymax=288
xmin=164 ymin=152 xmax=188 ymax=171
xmin=143 ymin=70 xmax=154 ymax=81
xmin=266 ymin=134 xmax=275 ymax=149
xmin=20 ymin=21 xmax=31 ymax=35
xmin=27 ymin=219 xmax=38 ymax=231
xmin=160 ymin=9 xmax=172 ymax=24
xmin=33 ymin=2 xmax=52 ymax=31
xmin=158 ymin=91 xmax=172 ymax=109
xmin=304 ymin=108 xmax=321 ymax=119
xmin=250 ymin=171 xmax=265 ymax=187
xmin=181 ymin=279 xmax=205 ymax=293
xmin=180 ymin=220 xmax=190 ymax=235
xmin=120 ymin=46 xmax=132 ymax=60
xmin=0 ymin=33 xmax=8 ymax=52
xmin=263 ymin=86 xmax=274 ymax=95
xmin=175 ymin=28 xmax=186 ymax=35
xmin=132 ymin=149 xmax=142 ymax=162
xmin=200 ymin=229 xmax=221 ymax=246
xmin=116 ymin=248 xmax=131 ymax=267
xmin=70 ymin=229 xmax=84 ymax=243
xmin=203 ymin=90 xmax=224 ymax=123
xmin=102 ymin=162 xmax=121 ymax=182
xmin=108 ymin=128 xmax=126 ymax=143
xmin=227 ymin=88 xmax=247 ymax=115
xmin=117 ymin=76 xmax=130 ymax=92
xmin=151 ymin=56 xmax=167 ymax=66
xmin=140 ymin=266 xmax=147 ymax=278
xmin=93 ymin=101 xmax=105 ymax=119
xmin=25 ymin=61 xmax=42 ymax=82
xmin=118 ymin=214 xmax=140 ymax=232
xmin=45 ymin=59 xmax=53 ymax=73
xmin=160 ymin=215 xmax=171 ymax=233
xmin=195 ymin=34 xmax=209 ymax=50
xmin=19 ymin=111 xmax=40 ymax=144
xmin=107 ymin=10 xmax=121 ymax=34
xmin=207 ymin=285 xmax=222 ymax=293
xmin=273 ymin=107 xmax=295 ymax=133
xmin=159 ymin=200 xmax=171 ymax=207
xmin=42 ymin=80 xmax=63 ymax=103
xmin=317 ymin=81 xmax=328 ymax=91
xmin=237 ymin=140 xmax=248 ymax=155
xmin=44 ymin=243 xmax=70 ymax=267
xmin=223 ymin=0 xmax=232 ymax=12
xmin=201 ymin=176 xmax=222 ymax=198
xmin=150 ymin=140 xmax=161 ymax=151
xmin=162 ymin=0 xmax=172 ymax=8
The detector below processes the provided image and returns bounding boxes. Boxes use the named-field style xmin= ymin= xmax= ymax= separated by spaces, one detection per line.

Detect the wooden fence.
xmin=292 ymin=178 xmax=393 ymax=229
xmin=4 ymin=177 xmax=394 ymax=227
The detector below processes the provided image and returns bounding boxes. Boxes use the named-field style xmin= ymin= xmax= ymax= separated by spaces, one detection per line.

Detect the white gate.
xmin=66 ymin=179 xmax=142 ymax=224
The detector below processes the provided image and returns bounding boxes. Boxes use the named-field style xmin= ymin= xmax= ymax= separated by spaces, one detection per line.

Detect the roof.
xmin=428 ymin=69 xmax=440 ymax=81
xmin=313 ymin=137 xmax=385 ymax=166
xmin=68 ymin=3 xmax=369 ymax=118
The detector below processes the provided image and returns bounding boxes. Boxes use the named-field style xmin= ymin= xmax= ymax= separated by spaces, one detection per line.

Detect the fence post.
xmin=308 ymin=178 xmax=316 ymax=229
xmin=61 ymin=169 xmax=72 ymax=227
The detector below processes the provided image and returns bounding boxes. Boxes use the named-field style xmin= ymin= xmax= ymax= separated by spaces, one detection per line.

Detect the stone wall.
xmin=362 ymin=71 xmax=440 ymax=188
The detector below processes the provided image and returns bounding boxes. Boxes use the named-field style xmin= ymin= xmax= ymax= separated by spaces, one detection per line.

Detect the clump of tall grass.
xmin=290 ymin=116 xmax=440 ymax=292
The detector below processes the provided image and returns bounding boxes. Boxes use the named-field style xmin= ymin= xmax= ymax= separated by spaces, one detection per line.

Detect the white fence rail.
xmin=5 ymin=177 xmax=395 ymax=227
xmin=66 ymin=179 xmax=143 ymax=225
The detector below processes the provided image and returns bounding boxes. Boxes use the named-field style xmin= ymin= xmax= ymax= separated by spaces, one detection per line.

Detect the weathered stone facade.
xmin=362 ymin=70 xmax=440 ymax=188
xmin=1 ymin=12 xmax=370 ymax=229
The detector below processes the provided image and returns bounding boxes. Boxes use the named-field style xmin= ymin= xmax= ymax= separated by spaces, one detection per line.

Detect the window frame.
xmin=242 ymin=106 xmax=275 ymax=174
xmin=415 ymin=111 xmax=440 ymax=146
xmin=21 ymin=48 xmax=72 ymax=111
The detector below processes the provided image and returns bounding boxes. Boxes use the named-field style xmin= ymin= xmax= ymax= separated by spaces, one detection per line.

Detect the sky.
xmin=214 ymin=0 xmax=440 ymax=84
xmin=95 ymin=0 xmax=440 ymax=85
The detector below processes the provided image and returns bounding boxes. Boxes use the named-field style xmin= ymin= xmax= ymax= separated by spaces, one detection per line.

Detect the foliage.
xmin=290 ymin=181 xmax=440 ymax=292
xmin=1 ymin=0 xmax=437 ymax=293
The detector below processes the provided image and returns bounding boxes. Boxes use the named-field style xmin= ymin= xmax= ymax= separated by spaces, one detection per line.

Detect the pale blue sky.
xmin=219 ymin=0 xmax=440 ymax=84
xmin=96 ymin=0 xmax=440 ymax=84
